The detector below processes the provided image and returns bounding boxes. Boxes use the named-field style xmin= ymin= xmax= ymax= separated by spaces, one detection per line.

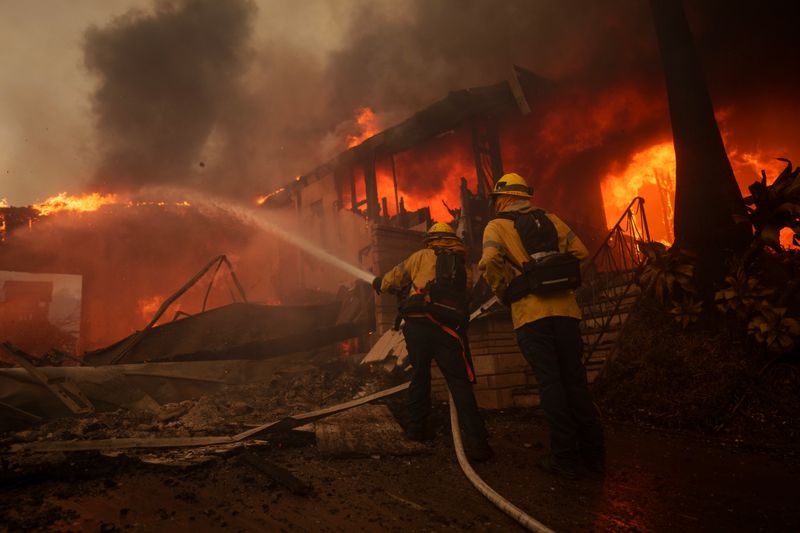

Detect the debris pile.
xmin=1 ymin=357 xmax=398 ymax=454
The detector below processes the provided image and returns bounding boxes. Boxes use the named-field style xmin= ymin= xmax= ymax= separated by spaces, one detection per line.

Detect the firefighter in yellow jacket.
xmin=479 ymin=173 xmax=604 ymax=478
xmin=372 ymin=223 xmax=492 ymax=462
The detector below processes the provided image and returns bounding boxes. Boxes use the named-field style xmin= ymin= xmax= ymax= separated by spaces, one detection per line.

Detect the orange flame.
xmin=30 ymin=192 xmax=192 ymax=215
xmin=256 ymin=187 xmax=286 ymax=205
xmin=32 ymin=192 xmax=119 ymax=216
xmin=137 ymin=295 xmax=162 ymax=321
xmin=729 ymin=150 xmax=788 ymax=189
xmin=780 ymin=228 xmax=798 ymax=249
xmin=373 ymin=130 xmax=475 ymax=223
xmin=601 ymin=142 xmax=676 ymax=243
xmin=347 ymin=107 xmax=380 ymax=148
xmin=601 ymin=141 xmax=797 ymax=248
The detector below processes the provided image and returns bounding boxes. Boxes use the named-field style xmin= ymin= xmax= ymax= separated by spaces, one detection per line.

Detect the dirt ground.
xmin=3 ymin=403 xmax=799 ymax=533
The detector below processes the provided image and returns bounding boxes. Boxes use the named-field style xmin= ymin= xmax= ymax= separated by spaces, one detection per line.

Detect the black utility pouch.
xmin=427 ymin=284 xmax=470 ymax=327
xmin=525 ymin=253 xmax=581 ymax=294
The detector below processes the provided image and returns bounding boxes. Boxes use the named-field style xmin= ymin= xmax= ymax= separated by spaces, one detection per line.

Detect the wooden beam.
xmin=363 ymin=155 xmax=381 ymax=221
xmin=1 ymin=342 xmax=94 ymax=415
xmin=486 ymin=120 xmax=504 ymax=183
xmin=508 ymin=65 xmax=532 ymax=115
xmin=391 ymin=154 xmax=400 ymax=216
xmin=350 ymin=166 xmax=358 ymax=212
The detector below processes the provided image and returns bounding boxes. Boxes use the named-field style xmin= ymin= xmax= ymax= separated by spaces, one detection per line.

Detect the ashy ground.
xmin=2 ymin=404 xmax=798 ymax=532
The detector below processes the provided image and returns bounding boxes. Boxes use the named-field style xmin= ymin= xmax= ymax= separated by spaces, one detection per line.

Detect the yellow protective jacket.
xmin=479 ymin=200 xmax=589 ymax=329
xmin=380 ymin=239 xmax=472 ymax=299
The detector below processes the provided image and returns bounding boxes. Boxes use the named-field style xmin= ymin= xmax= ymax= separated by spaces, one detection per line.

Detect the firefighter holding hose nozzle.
xmin=372 ymin=222 xmax=492 ymax=462
xmin=479 ymin=172 xmax=605 ymax=479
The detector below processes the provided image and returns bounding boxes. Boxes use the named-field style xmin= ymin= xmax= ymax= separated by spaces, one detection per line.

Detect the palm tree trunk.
xmin=649 ymin=0 xmax=751 ymax=265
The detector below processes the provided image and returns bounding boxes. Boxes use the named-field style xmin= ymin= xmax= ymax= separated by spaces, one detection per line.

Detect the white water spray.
xmin=246 ymin=213 xmax=375 ymax=282
xmin=177 ymin=191 xmax=376 ymax=283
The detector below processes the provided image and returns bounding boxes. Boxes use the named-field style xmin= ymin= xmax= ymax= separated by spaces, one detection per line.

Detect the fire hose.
xmin=448 ymin=392 xmax=554 ymax=533
xmin=435 ymin=295 xmax=554 ymax=532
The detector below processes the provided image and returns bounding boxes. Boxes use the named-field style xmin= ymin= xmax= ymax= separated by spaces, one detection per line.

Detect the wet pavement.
xmin=2 ymin=408 xmax=798 ymax=532
xmin=477 ymin=411 xmax=799 ymax=531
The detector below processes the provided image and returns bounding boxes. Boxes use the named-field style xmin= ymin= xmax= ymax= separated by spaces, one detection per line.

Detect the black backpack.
xmin=496 ymin=209 xmax=559 ymax=256
xmin=496 ymin=210 xmax=581 ymax=300
xmin=402 ymin=249 xmax=470 ymax=327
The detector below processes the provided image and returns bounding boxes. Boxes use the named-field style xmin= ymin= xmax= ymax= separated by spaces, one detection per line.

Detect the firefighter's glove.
xmin=372 ymin=276 xmax=383 ymax=295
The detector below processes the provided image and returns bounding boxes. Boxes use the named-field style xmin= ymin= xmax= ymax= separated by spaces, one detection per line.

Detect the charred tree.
xmin=649 ymin=0 xmax=751 ymax=271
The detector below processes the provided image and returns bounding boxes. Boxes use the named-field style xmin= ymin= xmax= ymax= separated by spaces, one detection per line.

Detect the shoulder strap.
xmin=504 ymin=209 xmax=559 ymax=256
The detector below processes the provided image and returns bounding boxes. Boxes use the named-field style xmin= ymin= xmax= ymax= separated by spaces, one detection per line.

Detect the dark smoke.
xmin=84 ymin=0 xmax=255 ymax=192
xmin=324 ymin=0 xmax=649 ymax=117
xmin=82 ymin=0 xmax=799 ymax=200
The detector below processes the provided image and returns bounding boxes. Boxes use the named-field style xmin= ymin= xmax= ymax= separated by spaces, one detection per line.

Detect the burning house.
xmin=1 ymin=52 xmax=790 ymax=409
xmin=0 ymin=64 xmax=645 ymax=410
xmin=256 ymin=65 xmax=645 ymax=408
xmin=259 ymin=66 xmax=608 ymax=256
xmin=0 ymin=207 xmax=37 ymax=244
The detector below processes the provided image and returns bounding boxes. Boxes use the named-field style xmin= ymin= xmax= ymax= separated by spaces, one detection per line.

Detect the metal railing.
xmin=586 ymin=196 xmax=651 ymax=273
xmin=108 ymin=255 xmax=247 ymax=364
xmin=577 ymin=197 xmax=652 ymax=364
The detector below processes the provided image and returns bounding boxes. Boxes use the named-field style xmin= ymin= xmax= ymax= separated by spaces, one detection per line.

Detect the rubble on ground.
xmin=1 ymin=356 xmax=402 ymax=464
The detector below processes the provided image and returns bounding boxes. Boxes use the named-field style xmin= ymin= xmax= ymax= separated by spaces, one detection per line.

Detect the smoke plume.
xmin=74 ymin=0 xmax=799 ymax=203
xmin=84 ymin=0 xmax=255 ymax=192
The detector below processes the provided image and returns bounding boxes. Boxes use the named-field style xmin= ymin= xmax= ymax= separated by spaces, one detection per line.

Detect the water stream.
xmin=190 ymin=194 xmax=376 ymax=283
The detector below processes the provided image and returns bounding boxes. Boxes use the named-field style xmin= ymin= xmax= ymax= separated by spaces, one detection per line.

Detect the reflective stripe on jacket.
xmin=478 ymin=203 xmax=589 ymax=329
xmin=381 ymin=244 xmax=473 ymax=298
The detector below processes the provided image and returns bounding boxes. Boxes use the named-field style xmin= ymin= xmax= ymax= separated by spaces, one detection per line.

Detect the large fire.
xmin=0 ymin=195 xmax=285 ymax=351
xmin=601 ymin=142 xmax=676 ymax=243
xmin=32 ymin=192 xmax=119 ymax=216
xmin=599 ymin=138 xmax=796 ymax=247
xmin=376 ymin=130 xmax=475 ymax=223
xmin=339 ymin=107 xmax=473 ymax=223
xmin=29 ymin=192 xmax=191 ymax=216
xmin=347 ymin=107 xmax=381 ymax=148
xmin=267 ymin=99 xmax=796 ymax=248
